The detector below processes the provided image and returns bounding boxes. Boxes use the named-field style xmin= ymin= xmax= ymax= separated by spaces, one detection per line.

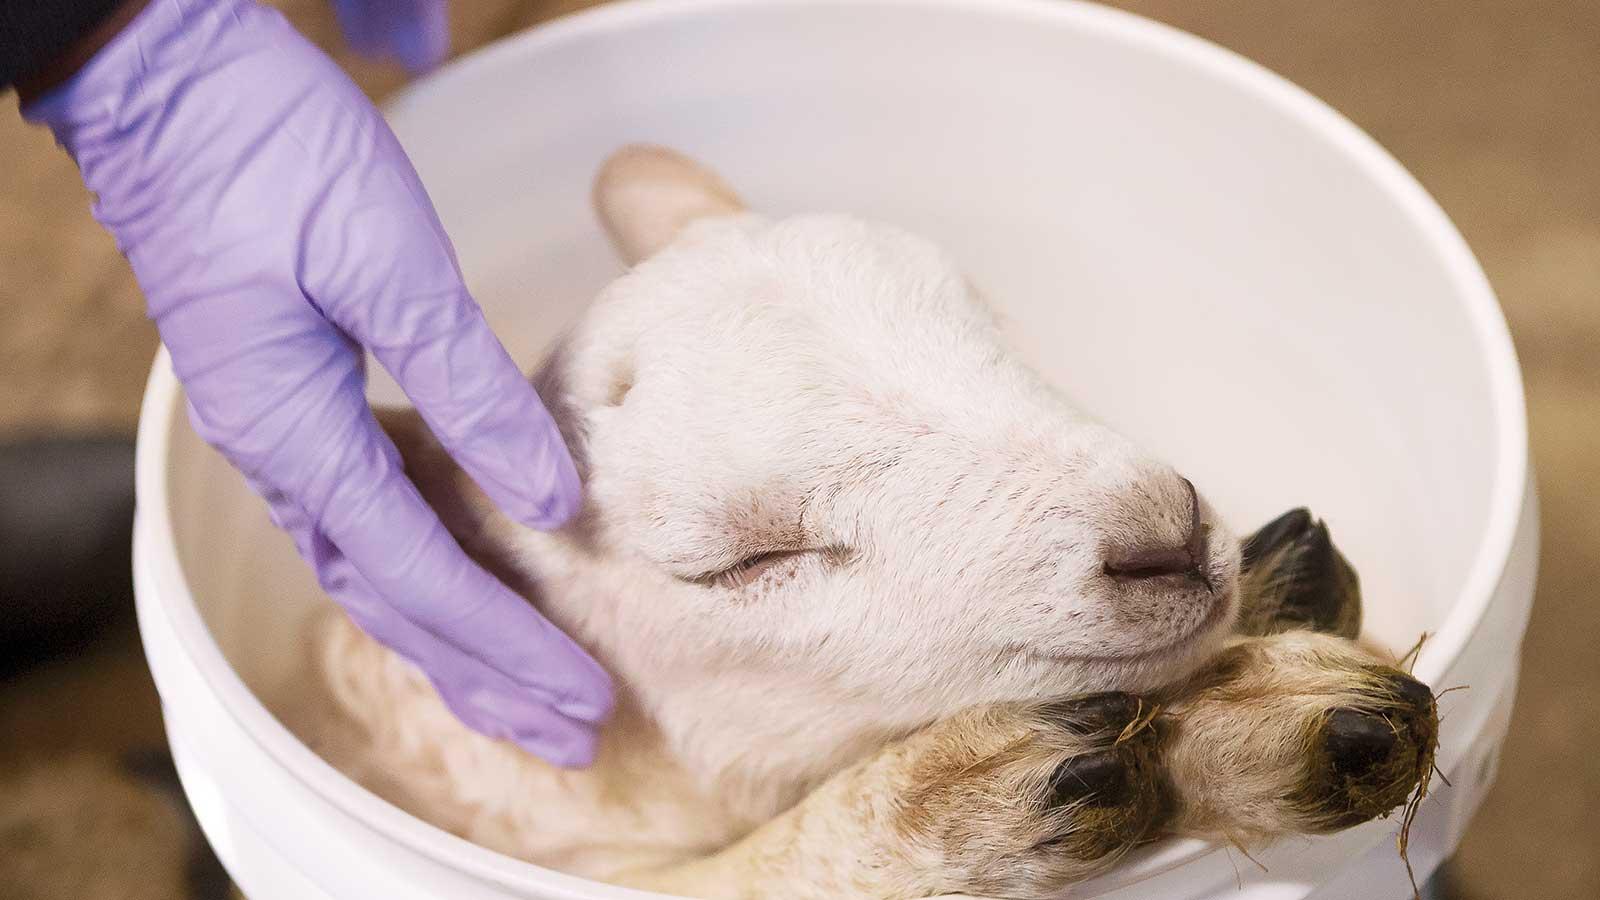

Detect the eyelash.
xmin=695 ymin=549 xmax=811 ymax=589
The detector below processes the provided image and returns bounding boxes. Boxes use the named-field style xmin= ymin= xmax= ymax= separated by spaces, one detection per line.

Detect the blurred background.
xmin=2 ymin=1 xmax=1595 ymax=898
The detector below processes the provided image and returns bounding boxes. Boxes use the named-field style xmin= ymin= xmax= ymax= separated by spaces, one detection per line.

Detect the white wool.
xmin=299 ymin=146 xmax=1244 ymax=881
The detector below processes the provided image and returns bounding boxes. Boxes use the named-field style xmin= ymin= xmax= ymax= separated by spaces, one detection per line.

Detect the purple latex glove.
xmin=24 ymin=0 xmax=613 ymax=766
xmin=332 ymin=0 xmax=449 ymax=74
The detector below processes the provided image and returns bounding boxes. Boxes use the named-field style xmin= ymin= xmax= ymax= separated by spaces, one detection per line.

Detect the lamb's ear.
xmin=593 ymin=144 xmax=745 ymax=264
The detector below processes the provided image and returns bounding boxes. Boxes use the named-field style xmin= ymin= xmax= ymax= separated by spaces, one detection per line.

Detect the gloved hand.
xmin=23 ymin=0 xmax=613 ymax=766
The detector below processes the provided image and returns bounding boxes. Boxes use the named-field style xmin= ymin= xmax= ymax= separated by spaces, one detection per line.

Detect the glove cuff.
xmin=21 ymin=0 xmax=242 ymax=154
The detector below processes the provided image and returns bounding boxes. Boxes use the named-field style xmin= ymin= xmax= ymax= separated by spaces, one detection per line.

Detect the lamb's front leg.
xmin=1154 ymin=631 xmax=1436 ymax=843
xmin=619 ymin=694 xmax=1167 ymax=899
xmin=1155 ymin=509 xmax=1438 ymax=844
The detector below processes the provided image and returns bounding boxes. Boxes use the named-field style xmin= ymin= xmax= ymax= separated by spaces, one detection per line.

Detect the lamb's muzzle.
xmin=1103 ymin=476 xmax=1211 ymax=586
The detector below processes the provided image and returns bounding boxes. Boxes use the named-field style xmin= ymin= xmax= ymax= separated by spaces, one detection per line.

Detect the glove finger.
xmin=298 ymin=139 xmax=583 ymax=532
xmin=331 ymin=0 xmax=450 ymax=74
xmin=327 ymin=578 xmax=606 ymax=762
xmin=304 ymin=400 xmax=609 ymax=717
xmin=431 ymin=672 xmax=605 ymax=767
xmin=180 ymin=325 xmax=610 ymax=719
xmin=372 ymin=294 xmax=582 ymax=533
xmin=271 ymin=465 xmax=612 ymax=724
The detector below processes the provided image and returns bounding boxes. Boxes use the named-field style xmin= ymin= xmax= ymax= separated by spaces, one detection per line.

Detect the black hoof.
xmin=1240 ymin=508 xmax=1313 ymax=569
xmin=1238 ymin=507 xmax=1362 ymax=638
xmin=1384 ymin=672 xmax=1435 ymax=712
xmin=1049 ymin=749 xmax=1133 ymax=809
xmin=1301 ymin=675 xmax=1438 ymax=832
xmin=1032 ymin=703 xmax=1167 ymax=859
xmin=1324 ymin=708 xmax=1399 ymax=778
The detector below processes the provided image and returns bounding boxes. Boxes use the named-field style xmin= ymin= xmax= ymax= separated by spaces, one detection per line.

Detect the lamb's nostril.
xmin=1103 ymin=544 xmax=1196 ymax=579
xmin=1180 ymin=477 xmax=1208 ymax=569
xmin=1103 ymin=477 xmax=1210 ymax=583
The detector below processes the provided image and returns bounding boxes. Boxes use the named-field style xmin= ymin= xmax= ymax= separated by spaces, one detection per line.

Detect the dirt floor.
xmin=2 ymin=1 xmax=1597 ymax=898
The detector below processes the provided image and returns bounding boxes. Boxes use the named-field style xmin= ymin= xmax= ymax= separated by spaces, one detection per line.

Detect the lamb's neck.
xmin=528 ymin=694 xmax=763 ymax=879
xmin=489 ymin=584 xmax=770 ymax=864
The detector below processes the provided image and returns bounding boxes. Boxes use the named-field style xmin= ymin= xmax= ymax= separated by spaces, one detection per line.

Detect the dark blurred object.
xmin=0 ymin=434 xmax=136 ymax=677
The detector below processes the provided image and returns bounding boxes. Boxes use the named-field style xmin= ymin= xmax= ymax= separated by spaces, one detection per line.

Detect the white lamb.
xmin=291 ymin=146 xmax=1436 ymax=899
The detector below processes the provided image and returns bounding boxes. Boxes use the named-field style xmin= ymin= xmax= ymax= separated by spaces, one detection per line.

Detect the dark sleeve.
xmin=1 ymin=0 xmax=129 ymax=90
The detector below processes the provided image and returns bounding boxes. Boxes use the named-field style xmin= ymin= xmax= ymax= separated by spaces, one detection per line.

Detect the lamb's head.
xmin=411 ymin=147 xmax=1242 ymax=806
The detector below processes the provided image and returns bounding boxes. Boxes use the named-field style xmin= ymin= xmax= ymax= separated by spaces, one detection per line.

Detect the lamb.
xmin=290 ymin=145 xmax=1436 ymax=899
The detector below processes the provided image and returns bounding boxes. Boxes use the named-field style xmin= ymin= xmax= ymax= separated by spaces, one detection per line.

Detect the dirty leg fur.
xmin=621 ymin=694 xmax=1165 ymax=899
xmin=1155 ymin=631 xmax=1436 ymax=843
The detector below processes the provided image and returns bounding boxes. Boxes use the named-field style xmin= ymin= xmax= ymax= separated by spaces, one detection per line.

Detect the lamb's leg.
xmin=1154 ymin=631 xmax=1436 ymax=843
xmin=618 ymin=694 xmax=1167 ymax=900
xmin=1153 ymin=510 xmax=1436 ymax=844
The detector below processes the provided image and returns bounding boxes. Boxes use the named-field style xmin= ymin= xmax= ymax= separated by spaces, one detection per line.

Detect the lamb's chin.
xmin=1032 ymin=627 xmax=1237 ymax=697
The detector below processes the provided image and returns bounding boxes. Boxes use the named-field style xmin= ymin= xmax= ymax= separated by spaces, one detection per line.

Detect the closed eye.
xmin=685 ymin=546 xmax=857 ymax=590
xmin=690 ymin=549 xmax=812 ymax=589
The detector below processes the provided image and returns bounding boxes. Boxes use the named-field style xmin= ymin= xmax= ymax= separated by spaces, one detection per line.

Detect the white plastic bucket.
xmin=132 ymin=1 xmax=1536 ymax=898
